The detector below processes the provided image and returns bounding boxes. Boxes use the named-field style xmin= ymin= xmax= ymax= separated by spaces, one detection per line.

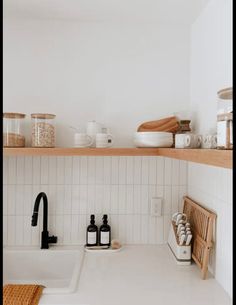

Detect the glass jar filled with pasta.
xmin=31 ymin=113 xmax=56 ymax=147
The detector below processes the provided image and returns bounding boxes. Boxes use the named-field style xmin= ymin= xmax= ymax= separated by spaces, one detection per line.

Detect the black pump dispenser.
xmin=86 ymin=214 xmax=98 ymax=246
xmin=99 ymin=214 xmax=111 ymax=246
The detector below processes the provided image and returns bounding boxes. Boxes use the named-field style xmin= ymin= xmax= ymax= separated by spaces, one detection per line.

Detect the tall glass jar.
xmin=31 ymin=113 xmax=56 ymax=147
xmin=216 ymin=87 xmax=233 ymax=149
xmin=3 ymin=112 xmax=26 ymax=147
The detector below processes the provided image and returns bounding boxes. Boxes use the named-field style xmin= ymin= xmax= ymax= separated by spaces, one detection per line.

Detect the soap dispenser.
xmin=99 ymin=215 xmax=111 ymax=247
xmin=86 ymin=215 xmax=98 ymax=247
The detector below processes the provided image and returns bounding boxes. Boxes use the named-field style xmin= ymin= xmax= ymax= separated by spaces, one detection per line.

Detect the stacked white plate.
xmin=134 ymin=132 xmax=173 ymax=147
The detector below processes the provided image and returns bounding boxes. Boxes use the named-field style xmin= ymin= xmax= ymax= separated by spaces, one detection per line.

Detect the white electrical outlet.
xmin=150 ymin=197 xmax=162 ymax=217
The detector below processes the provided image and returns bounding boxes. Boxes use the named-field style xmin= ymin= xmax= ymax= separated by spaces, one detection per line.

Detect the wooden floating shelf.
xmin=3 ymin=147 xmax=232 ymax=169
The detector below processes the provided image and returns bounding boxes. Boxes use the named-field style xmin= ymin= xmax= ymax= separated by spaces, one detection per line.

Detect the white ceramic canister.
xmin=96 ymin=133 xmax=114 ymax=148
xmin=86 ymin=121 xmax=102 ymax=147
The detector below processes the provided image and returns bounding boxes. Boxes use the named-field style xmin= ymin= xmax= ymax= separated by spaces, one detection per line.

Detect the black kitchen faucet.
xmin=31 ymin=192 xmax=57 ymax=249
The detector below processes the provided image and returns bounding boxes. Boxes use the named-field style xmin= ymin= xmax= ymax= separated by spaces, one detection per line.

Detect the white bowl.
xmin=134 ymin=131 xmax=173 ymax=147
xmin=134 ymin=132 xmax=173 ymax=141
xmin=134 ymin=131 xmax=173 ymax=137
xmin=134 ymin=138 xmax=173 ymax=148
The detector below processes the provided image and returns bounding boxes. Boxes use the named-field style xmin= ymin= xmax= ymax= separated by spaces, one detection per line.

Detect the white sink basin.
xmin=3 ymin=246 xmax=84 ymax=294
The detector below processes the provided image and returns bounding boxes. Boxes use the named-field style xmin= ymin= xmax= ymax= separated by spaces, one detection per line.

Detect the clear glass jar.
xmin=217 ymin=87 xmax=232 ymax=114
xmin=31 ymin=113 xmax=56 ymax=147
xmin=216 ymin=87 xmax=233 ymax=149
xmin=3 ymin=112 xmax=26 ymax=147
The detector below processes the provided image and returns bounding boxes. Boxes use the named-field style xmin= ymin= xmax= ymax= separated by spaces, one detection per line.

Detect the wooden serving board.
xmin=137 ymin=116 xmax=179 ymax=133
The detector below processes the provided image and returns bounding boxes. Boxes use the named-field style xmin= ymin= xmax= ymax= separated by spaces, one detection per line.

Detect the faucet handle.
xmin=48 ymin=235 xmax=58 ymax=244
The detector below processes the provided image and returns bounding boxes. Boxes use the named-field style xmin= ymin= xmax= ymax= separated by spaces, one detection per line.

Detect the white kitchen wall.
xmin=3 ymin=156 xmax=187 ymax=247
xmin=189 ymin=0 xmax=232 ymax=297
xmin=190 ymin=0 xmax=232 ymax=134
xmin=3 ymin=19 xmax=190 ymax=147
xmin=187 ymin=163 xmax=232 ymax=298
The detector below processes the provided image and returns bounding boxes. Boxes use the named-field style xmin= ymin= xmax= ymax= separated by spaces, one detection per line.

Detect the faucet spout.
xmin=31 ymin=212 xmax=38 ymax=226
xmin=31 ymin=192 xmax=57 ymax=249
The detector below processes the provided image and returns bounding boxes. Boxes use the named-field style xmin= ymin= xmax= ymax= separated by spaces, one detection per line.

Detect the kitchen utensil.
xmin=172 ymin=212 xmax=182 ymax=224
xmin=178 ymin=229 xmax=186 ymax=237
xmin=176 ymin=213 xmax=187 ymax=225
xmin=185 ymin=234 xmax=192 ymax=246
xmin=179 ymin=234 xmax=186 ymax=246
xmin=177 ymin=224 xmax=185 ymax=234
xmin=137 ymin=116 xmax=179 ymax=133
xmin=176 ymin=214 xmax=183 ymax=225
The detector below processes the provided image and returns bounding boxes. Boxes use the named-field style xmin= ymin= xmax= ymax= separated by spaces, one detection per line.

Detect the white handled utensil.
xmin=179 ymin=234 xmax=186 ymax=245
xmin=177 ymin=224 xmax=185 ymax=234
xmin=185 ymin=234 xmax=192 ymax=246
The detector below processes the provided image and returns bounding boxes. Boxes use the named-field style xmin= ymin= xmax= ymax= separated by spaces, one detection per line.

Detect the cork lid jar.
xmin=3 ymin=112 xmax=26 ymax=147
xmin=31 ymin=113 xmax=56 ymax=147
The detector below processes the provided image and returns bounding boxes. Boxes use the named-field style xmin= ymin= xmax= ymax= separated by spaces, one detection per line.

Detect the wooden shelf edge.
xmin=2 ymin=147 xmax=160 ymax=156
xmin=156 ymin=148 xmax=232 ymax=169
xmin=3 ymin=147 xmax=232 ymax=169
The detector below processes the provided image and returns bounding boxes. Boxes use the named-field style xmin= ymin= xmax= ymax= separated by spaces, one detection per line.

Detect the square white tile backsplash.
xmin=3 ymin=156 xmax=188 ymax=247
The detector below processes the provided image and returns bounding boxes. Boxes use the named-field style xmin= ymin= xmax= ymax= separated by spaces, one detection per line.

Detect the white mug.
xmin=74 ymin=133 xmax=93 ymax=147
xmin=201 ymin=134 xmax=217 ymax=149
xmin=175 ymin=134 xmax=201 ymax=148
xmin=96 ymin=133 xmax=113 ymax=148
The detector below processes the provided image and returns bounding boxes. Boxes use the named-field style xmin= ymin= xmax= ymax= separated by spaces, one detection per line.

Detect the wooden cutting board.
xmin=137 ymin=116 xmax=179 ymax=133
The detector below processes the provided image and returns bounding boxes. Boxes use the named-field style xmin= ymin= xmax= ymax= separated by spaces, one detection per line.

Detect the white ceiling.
xmin=3 ymin=0 xmax=210 ymax=24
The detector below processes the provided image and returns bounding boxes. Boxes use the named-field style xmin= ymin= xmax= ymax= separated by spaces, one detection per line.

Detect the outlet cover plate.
xmin=150 ymin=197 xmax=162 ymax=217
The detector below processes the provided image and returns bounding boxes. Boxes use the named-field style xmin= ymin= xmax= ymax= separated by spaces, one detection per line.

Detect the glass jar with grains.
xmin=31 ymin=113 xmax=56 ymax=147
xmin=3 ymin=112 xmax=26 ymax=147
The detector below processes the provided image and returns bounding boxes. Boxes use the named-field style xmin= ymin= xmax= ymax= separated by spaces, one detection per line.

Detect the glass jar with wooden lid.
xmin=216 ymin=87 xmax=233 ymax=149
xmin=31 ymin=113 xmax=56 ymax=147
xmin=3 ymin=112 xmax=26 ymax=147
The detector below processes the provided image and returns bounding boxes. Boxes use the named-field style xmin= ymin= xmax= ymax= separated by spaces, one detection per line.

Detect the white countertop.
xmin=39 ymin=245 xmax=231 ymax=305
